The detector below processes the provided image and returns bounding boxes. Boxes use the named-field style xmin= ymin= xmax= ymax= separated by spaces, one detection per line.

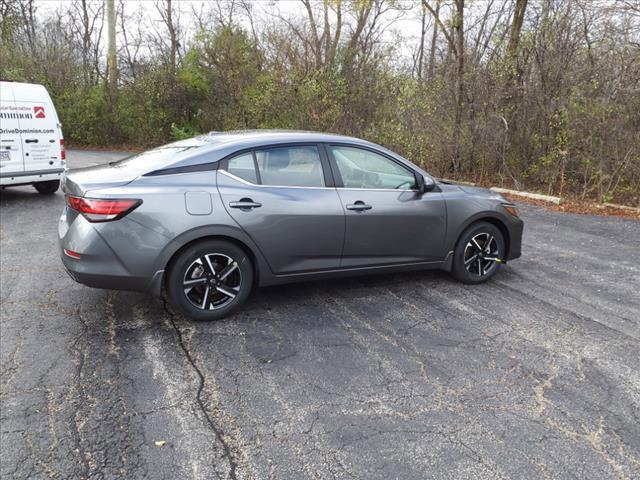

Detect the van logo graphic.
xmin=34 ymin=106 xmax=45 ymax=118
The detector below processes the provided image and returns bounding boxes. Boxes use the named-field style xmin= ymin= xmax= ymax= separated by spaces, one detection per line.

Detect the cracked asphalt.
xmin=1 ymin=150 xmax=639 ymax=479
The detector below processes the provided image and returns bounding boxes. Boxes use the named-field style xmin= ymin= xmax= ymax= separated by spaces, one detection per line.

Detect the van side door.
xmin=16 ymin=98 xmax=62 ymax=173
xmin=0 ymin=85 xmax=25 ymax=175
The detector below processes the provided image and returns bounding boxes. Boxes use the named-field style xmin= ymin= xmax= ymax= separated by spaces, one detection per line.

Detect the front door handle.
xmin=229 ymin=198 xmax=262 ymax=209
xmin=346 ymin=201 xmax=372 ymax=211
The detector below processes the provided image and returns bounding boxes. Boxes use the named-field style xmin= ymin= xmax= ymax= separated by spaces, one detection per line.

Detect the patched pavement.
xmin=1 ymin=150 xmax=639 ymax=479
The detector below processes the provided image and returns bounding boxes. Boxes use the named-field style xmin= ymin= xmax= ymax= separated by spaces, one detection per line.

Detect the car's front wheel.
xmin=166 ymin=240 xmax=253 ymax=321
xmin=451 ymin=221 xmax=505 ymax=284
xmin=33 ymin=180 xmax=60 ymax=194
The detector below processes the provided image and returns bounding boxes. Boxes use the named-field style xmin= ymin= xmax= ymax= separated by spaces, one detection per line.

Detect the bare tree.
xmin=507 ymin=0 xmax=528 ymax=75
xmin=156 ymin=0 xmax=180 ymax=76
xmin=422 ymin=0 xmax=465 ymax=172
xmin=426 ymin=0 xmax=440 ymax=78
xmin=68 ymin=0 xmax=104 ymax=86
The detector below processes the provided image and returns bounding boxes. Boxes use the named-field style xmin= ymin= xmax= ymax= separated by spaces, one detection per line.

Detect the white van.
xmin=0 ymin=81 xmax=66 ymax=194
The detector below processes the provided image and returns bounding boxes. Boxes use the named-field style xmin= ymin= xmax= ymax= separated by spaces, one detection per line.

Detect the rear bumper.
xmin=1 ymin=169 xmax=64 ymax=186
xmin=58 ymin=208 xmax=164 ymax=294
xmin=61 ymin=255 xmax=151 ymax=292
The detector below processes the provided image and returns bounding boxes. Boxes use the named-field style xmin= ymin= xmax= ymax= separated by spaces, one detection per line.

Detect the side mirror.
xmin=416 ymin=174 xmax=436 ymax=193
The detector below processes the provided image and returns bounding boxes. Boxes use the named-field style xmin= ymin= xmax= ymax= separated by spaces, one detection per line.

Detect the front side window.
xmin=330 ymin=146 xmax=416 ymax=190
xmin=254 ymin=146 xmax=325 ymax=187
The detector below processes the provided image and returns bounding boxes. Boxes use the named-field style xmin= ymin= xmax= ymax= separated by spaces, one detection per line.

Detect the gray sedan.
xmin=59 ymin=131 xmax=523 ymax=320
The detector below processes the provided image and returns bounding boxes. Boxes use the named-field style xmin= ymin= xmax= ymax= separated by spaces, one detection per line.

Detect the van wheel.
xmin=166 ymin=240 xmax=253 ymax=321
xmin=34 ymin=180 xmax=60 ymax=195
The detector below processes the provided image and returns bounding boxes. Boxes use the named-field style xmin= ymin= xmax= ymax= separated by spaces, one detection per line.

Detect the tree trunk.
xmin=106 ymin=0 xmax=117 ymax=101
xmin=165 ymin=0 xmax=177 ymax=78
xmin=427 ymin=0 xmax=440 ymax=78
xmin=417 ymin=5 xmax=426 ymax=78
xmin=452 ymin=0 xmax=464 ymax=173
xmin=507 ymin=0 xmax=528 ymax=61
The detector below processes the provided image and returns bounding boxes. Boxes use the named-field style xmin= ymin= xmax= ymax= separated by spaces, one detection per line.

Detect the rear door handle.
xmin=229 ymin=198 xmax=262 ymax=209
xmin=25 ymin=139 xmax=39 ymax=143
xmin=346 ymin=201 xmax=372 ymax=211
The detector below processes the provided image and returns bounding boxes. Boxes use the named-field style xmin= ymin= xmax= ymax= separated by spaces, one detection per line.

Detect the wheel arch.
xmin=164 ymin=235 xmax=261 ymax=287
xmin=451 ymin=213 xmax=511 ymax=258
xmin=148 ymin=225 xmax=272 ymax=295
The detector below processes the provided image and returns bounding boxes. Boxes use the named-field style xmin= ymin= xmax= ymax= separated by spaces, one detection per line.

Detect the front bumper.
xmin=505 ymin=217 xmax=524 ymax=260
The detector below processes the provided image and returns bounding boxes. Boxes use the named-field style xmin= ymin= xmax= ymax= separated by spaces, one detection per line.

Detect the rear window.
xmin=109 ymin=142 xmax=205 ymax=171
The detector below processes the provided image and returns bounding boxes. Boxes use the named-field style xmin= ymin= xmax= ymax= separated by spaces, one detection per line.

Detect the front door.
xmin=217 ymin=145 xmax=345 ymax=274
xmin=327 ymin=144 xmax=446 ymax=267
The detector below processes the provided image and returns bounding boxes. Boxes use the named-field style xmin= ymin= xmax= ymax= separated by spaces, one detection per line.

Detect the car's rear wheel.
xmin=167 ymin=240 xmax=253 ymax=321
xmin=451 ymin=222 xmax=505 ymax=284
xmin=33 ymin=180 xmax=60 ymax=194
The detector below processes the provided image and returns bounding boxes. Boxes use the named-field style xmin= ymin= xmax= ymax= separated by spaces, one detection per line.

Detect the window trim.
xmin=325 ymin=143 xmax=420 ymax=192
xmin=220 ymin=143 xmax=335 ymax=189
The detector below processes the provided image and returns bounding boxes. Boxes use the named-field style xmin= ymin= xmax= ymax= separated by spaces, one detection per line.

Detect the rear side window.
xmin=224 ymin=146 xmax=325 ymax=187
xmin=227 ymin=153 xmax=258 ymax=184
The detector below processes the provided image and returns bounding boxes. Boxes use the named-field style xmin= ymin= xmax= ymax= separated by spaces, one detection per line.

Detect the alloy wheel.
xmin=183 ymin=253 xmax=241 ymax=310
xmin=463 ymin=232 xmax=501 ymax=277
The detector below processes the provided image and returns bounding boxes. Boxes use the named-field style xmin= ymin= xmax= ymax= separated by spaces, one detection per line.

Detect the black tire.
xmin=451 ymin=221 xmax=505 ymax=284
xmin=33 ymin=180 xmax=60 ymax=195
xmin=166 ymin=240 xmax=253 ymax=321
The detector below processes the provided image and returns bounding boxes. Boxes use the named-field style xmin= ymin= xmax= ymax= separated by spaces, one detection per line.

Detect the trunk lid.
xmin=62 ymin=163 xmax=138 ymax=196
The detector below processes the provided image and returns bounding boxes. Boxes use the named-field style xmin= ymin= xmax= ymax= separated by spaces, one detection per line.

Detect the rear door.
xmin=0 ymin=83 xmax=25 ymax=175
xmin=217 ymin=144 xmax=345 ymax=274
xmin=13 ymin=84 xmax=62 ymax=173
xmin=327 ymin=144 xmax=446 ymax=267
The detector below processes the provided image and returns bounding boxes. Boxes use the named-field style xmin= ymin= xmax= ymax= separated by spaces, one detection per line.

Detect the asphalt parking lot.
xmin=1 ymin=150 xmax=639 ymax=479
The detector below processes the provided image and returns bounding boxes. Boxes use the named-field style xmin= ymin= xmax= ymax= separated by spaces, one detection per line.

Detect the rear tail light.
xmin=64 ymin=248 xmax=81 ymax=259
xmin=66 ymin=196 xmax=141 ymax=222
xmin=60 ymin=138 xmax=66 ymax=160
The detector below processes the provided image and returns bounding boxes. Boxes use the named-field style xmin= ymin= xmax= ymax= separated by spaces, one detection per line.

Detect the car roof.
xmin=198 ymin=129 xmax=378 ymax=148
xmin=114 ymin=129 xmax=430 ymax=179
xmin=142 ymin=129 xmax=388 ymax=172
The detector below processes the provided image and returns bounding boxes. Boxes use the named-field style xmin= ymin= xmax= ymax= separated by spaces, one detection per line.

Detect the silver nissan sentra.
xmin=59 ymin=130 xmax=523 ymax=321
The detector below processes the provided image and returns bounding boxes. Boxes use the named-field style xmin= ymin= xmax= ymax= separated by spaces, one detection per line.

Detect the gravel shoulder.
xmin=1 ymin=151 xmax=639 ymax=479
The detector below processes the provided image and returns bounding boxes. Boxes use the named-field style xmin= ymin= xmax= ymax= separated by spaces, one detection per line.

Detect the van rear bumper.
xmin=0 ymin=169 xmax=64 ymax=186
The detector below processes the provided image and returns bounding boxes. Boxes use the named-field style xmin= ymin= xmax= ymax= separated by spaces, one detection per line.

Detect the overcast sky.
xmin=34 ymin=0 xmax=427 ymax=64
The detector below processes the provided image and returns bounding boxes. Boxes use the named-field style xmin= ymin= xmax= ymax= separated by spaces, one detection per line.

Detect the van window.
xmin=254 ymin=146 xmax=324 ymax=187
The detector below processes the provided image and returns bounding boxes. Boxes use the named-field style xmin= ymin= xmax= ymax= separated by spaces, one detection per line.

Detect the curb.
xmin=440 ymin=179 xmax=638 ymax=212
xmin=602 ymin=203 xmax=640 ymax=213
xmin=489 ymin=187 xmax=562 ymax=205
xmin=440 ymin=178 xmax=563 ymax=205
